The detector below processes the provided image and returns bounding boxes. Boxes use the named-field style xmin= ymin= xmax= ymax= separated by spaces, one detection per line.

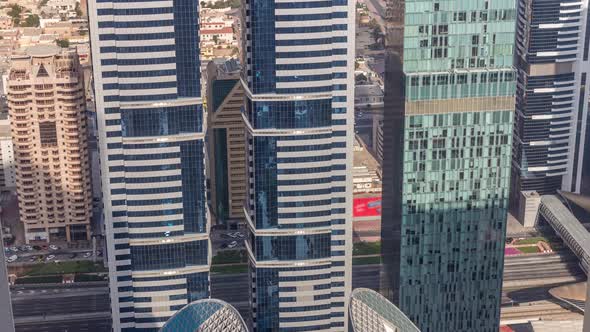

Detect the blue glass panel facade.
xmin=252 ymin=233 xmax=331 ymax=261
xmin=173 ymin=0 xmax=200 ymax=97
xmin=250 ymin=0 xmax=276 ymax=93
xmin=253 ymin=136 xmax=277 ymax=229
xmin=120 ymin=105 xmax=202 ymax=137
xmin=247 ymin=99 xmax=332 ymax=129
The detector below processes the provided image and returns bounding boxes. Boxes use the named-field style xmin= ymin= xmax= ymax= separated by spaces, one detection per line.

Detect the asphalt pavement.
xmin=11 ymin=252 xmax=583 ymax=332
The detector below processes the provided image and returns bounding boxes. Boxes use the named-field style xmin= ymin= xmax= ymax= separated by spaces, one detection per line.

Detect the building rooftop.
xmin=160 ymin=299 xmax=247 ymax=332
xmin=350 ymin=288 xmax=420 ymax=332
xmin=25 ymin=44 xmax=61 ymax=57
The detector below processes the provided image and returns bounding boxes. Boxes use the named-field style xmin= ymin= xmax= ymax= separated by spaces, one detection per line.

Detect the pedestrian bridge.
xmin=538 ymin=194 xmax=590 ymax=274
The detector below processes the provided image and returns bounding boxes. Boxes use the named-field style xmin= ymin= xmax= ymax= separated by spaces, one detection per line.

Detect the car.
xmin=9 ymin=247 xmax=18 ymax=252
xmin=32 ymin=245 xmax=41 ymax=251
xmin=83 ymin=252 xmax=92 ymax=258
xmin=45 ymin=255 xmax=55 ymax=261
xmin=97 ymin=250 xmax=103 ymax=257
xmin=29 ymin=256 xmax=37 ymax=262
xmin=3 ymin=247 xmax=9 ymax=253
xmin=25 ymin=245 xmax=33 ymax=251
xmin=220 ymin=233 xmax=232 ymax=239
xmin=227 ymin=241 xmax=238 ymax=249
xmin=69 ymin=253 xmax=78 ymax=259
xmin=41 ymin=245 xmax=48 ymax=250
xmin=48 ymin=245 xmax=59 ymax=251
xmin=7 ymin=255 xmax=17 ymax=263
xmin=234 ymin=232 xmax=245 ymax=239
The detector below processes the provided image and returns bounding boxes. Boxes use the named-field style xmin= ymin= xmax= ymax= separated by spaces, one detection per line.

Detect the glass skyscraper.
xmin=511 ymin=0 xmax=589 ymax=201
xmin=87 ymin=0 xmax=210 ymax=330
xmin=241 ymin=0 xmax=355 ymax=330
xmin=381 ymin=1 xmax=516 ymax=331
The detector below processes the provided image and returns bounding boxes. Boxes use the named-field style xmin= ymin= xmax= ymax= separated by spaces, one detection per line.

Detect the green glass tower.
xmin=381 ymin=1 xmax=516 ymax=331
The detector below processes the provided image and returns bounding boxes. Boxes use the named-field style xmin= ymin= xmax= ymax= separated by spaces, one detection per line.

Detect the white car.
xmin=49 ymin=245 xmax=59 ymax=251
xmin=227 ymin=241 xmax=238 ymax=249
xmin=6 ymin=255 xmax=17 ymax=263
xmin=46 ymin=255 xmax=56 ymax=261
xmin=234 ymin=232 xmax=245 ymax=239
xmin=83 ymin=252 xmax=92 ymax=258
xmin=9 ymin=247 xmax=18 ymax=252
xmin=25 ymin=245 xmax=33 ymax=251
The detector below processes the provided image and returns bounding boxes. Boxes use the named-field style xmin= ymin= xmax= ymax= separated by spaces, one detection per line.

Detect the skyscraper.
xmin=511 ymin=0 xmax=590 ymax=205
xmin=205 ymin=58 xmax=246 ymax=227
xmin=7 ymin=45 xmax=92 ymax=243
xmin=87 ymin=0 xmax=209 ymax=330
xmin=242 ymin=0 xmax=355 ymax=330
xmin=381 ymin=1 xmax=516 ymax=331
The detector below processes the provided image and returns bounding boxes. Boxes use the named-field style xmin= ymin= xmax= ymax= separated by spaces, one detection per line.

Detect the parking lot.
xmin=210 ymin=227 xmax=246 ymax=255
xmin=4 ymin=245 xmax=100 ymax=265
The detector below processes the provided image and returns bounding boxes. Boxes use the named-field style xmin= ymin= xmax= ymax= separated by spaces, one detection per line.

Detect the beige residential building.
xmin=0 ymin=117 xmax=17 ymax=191
xmin=6 ymin=45 xmax=92 ymax=243
xmin=206 ymin=58 xmax=246 ymax=226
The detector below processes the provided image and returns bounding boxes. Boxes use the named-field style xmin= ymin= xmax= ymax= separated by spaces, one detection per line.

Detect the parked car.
xmin=7 ymin=255 xmax=17 ymax=263
xmin=234 ymin=232 xmax=245 ymax=239
xmin=49 ymin=245 xmax=59 ymax=251
xmin=228 ymin=241 xmax=238 ymax=249
xmin=46 ymin=255 xmax=56 ymax=261
xmin=83 ymin=252 xmax=92 ymax=258
xmin=9 ymin=247 xmax=18 ymax=252
xmin=32 ymin=245 xmax=41 ymax=251
xmin=29 ymin=256 xmax=37 ymax=262
xmin=69 ymin=253 xmax=78 ymax=259
xmin=24 ymin=245 xmax=33 ymax=251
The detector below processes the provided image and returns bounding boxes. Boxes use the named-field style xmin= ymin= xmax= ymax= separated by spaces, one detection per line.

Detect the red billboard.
xmin=353 ymin=196 xmax=381 ymax=217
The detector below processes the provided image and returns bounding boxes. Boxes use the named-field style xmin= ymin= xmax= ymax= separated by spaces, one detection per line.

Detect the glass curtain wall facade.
xmin=242 ymin=0 xmax=355 ymax=330
xmin=87 ymin=0 xmax=210 ymax=330
xmin=381 ymin=1 xmax=516 ymax=331
xmin=511 ymin=0 xmax=590 ymax=200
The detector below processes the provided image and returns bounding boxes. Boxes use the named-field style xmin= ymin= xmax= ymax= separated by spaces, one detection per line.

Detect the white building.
xmin=0 ymin=118 xmax=15 ymax=191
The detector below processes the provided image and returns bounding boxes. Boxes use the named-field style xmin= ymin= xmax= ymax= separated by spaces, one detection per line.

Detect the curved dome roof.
xmin=350 ymin=288 xmax=420 ymax=332
xmin=160 ymin=299 xmax=247 ymax=332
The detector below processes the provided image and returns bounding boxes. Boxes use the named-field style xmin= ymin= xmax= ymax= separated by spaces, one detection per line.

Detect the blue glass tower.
xmin=242 ymin=0 xmax=355 ymax=330
xmin=381 ymin=0 xmax=517 ymax=331
xmin=87 ymin=0 xmax=210 ymax=330
xmin=511 ymin=0 xmax=590 ymax=202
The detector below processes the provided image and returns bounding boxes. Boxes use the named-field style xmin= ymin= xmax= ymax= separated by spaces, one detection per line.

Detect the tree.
xmin=55 ymin=39 xmax=70 ymax=48
xmin=37 ymin=0 xmax=49 ymax=9
xmin=212 ymin=35 xmax=219 ymax=44
xmin=75 ymin=2 xmax=83 ymax=17
xmin=21 ymin=14 xmax=40 ymax=27
xmin=7 ymin=4 xmax=23 ymax=25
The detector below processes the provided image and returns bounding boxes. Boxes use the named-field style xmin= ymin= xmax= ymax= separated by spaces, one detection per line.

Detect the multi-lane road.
xmin=11 ymin=251 xmax=585 ymax=332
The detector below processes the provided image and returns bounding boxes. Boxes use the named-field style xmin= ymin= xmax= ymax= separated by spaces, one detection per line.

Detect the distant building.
xmin=511 ymin=0 xmax=590 ymax=211
xmin=349 ymin=288 xmax=420 ymax=332
xmin=0 ymin=117 xmax=16 ymax=191
xmin=161 ymin=299 xmax=247 ymax=332
xmin=0 ymin=16 xmax=13 ymax=30
xmin=6 ymin=45 xmax=92 ymax=243
xmin=206 ymin=58 xmax=246 ymax=226
xmin=354 ymin=83 xmax=383 ymax=111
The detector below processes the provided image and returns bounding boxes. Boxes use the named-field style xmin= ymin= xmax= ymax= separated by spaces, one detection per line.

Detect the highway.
xmin=11 ymin=252 xmax=584 ymax=331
